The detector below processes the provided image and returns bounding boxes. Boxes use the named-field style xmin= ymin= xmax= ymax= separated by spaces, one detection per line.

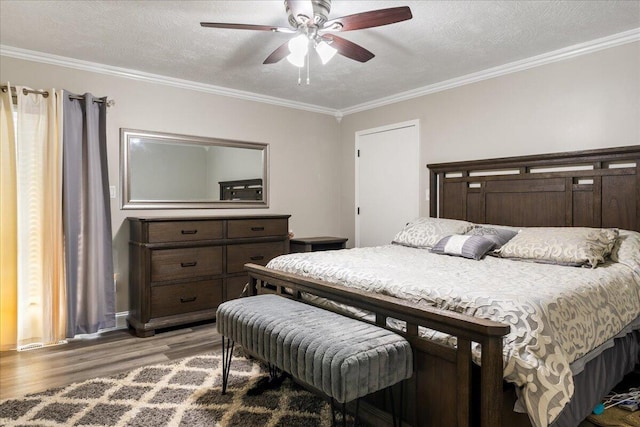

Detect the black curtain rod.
xmin=0 ymin=85 xmax=114 ymax=106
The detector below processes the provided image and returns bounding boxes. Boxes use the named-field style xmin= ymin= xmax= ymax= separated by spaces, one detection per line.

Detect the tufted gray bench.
xmin=216 ymin=294 xmax=413 ymax=426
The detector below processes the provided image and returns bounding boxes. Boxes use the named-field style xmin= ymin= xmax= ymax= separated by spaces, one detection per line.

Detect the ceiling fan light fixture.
xmin=202 ymin=1 xmax=413 ymax=75
xmin=286 ymin=52 xmax=306 ymax=67
xmin=315 ymin=40 xmax=337 ymax=64
xmin=288 ymin=34 xmax=309 ymax=56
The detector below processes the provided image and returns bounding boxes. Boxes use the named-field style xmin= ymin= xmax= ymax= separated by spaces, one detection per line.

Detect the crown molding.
xmin=2 ymin=27 xmax=638 ymax=119
xmin=0 ymin=44 xmax=339 ymax=117
xmin=340 ymin=27 xmax=640 ymax=116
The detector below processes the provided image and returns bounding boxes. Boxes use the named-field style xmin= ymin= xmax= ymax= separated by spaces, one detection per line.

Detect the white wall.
xmin=2 ymin=41 xmax=638 ymax=311
xmin=0 ymin=56 xmax=342 ymax=312
xmin=339 ymin=42 xmax=640 ymax=244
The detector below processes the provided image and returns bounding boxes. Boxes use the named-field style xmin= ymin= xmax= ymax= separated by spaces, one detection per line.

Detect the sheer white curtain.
xmin=0 ymin=86 xmax=18 ymax=351
xmin=0 ymin=85 xmax=66 ymax=350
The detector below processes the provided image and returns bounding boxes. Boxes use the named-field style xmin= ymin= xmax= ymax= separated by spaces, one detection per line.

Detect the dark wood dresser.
xmin=127 ymin=215 xmax=290 ymax=337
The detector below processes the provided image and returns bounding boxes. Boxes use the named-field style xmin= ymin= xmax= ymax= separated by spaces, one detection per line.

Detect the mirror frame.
xmin=120 ymin=128 xmax=269 ymax=209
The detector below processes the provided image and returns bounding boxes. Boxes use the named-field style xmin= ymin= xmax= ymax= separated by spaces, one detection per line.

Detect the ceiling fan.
xmin=201 ymin=0 xmax=413 ymax=70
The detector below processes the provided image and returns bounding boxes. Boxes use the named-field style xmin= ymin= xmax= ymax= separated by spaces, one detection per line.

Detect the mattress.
xmin=266 ymin=242 xmax=640 ymax=427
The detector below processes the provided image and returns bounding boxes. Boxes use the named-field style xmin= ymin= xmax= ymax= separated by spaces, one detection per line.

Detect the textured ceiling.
xmin=1 ymin=1 xmax=639 ymax=111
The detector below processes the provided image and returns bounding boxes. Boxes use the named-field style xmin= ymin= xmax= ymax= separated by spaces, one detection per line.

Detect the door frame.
xmin=355 ymin=119 xmax=420 ymax=247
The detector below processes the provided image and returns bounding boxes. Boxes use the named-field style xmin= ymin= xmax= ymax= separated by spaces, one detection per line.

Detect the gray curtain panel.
xmin=63 ymin=92 xmax=115 ymax=336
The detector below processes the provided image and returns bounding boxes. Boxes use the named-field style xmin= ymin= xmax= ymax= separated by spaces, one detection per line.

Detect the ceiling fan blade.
xmin=322 ymin=6 xmax=412 ymax=32
xmin=325 ymin=35 xmax=374 ymax=63
xmin=263 ymin=41 xmax=291 ymax=64
xmin=285 ymin=0 xmax=314 ymax=24
xmin=200 ymin=22 xmax=294 ymax=33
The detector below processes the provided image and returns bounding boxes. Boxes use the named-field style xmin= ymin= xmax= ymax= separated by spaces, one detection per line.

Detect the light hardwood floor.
xmin=0 ymin=321 xmax=635 ymax=427
xmin=0 ymin=321 xmax=220 ymax=400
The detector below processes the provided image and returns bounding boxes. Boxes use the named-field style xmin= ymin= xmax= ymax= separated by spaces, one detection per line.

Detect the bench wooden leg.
xmin=221 ymin=337 xmax=234 ymax=395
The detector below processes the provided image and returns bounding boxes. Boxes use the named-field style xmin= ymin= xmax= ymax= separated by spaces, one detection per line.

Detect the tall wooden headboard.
xmin=428 ymin=145 xmax=640 ymax=232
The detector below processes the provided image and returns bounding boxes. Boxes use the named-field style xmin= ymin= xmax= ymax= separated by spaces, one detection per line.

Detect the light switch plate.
xmin=109 ymin=185 xmax=116 ymax=199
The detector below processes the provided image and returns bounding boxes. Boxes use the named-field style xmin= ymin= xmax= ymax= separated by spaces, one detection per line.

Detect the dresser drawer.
xmin=151 ymin=246 xmax=223 ymax=282
xmin=150 ymin=280 xmax=222 ymax=318
xmin=227 ymin=241 xmax=286 ymax=273
xmin=227 ymin=218 xmax=288 ymax=239
xmin=148 ymin=220 xmax=223 ymax=243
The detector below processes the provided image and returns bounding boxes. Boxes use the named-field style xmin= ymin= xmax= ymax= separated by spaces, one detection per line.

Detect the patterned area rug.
xmin=0 ymin=350 xmax=333 ymax=426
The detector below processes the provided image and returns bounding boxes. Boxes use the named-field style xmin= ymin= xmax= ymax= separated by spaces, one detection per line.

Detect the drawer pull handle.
xmin=250 ymin=255 xmax=265 ymax=261
xmin=180 ymin=296 xmax=197 ymax=303
xmin=180 ymin=261 xmax=197 ymax=268
xmin=251 ymin=227 xmax=265 ymax=231
xmin=181 ymin=229 xmax=198 ymax=235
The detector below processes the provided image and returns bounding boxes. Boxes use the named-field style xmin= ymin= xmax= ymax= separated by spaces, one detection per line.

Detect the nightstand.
xmin=290 ymin=236 xmax=348 ymax=253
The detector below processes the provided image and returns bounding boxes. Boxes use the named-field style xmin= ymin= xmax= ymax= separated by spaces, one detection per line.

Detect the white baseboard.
xmin=115 ymin=311 xmax=129 ymax=330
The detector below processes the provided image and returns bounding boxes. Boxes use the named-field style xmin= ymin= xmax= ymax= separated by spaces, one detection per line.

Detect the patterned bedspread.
xmin=266 ymin=243 xmax=640 ymax=427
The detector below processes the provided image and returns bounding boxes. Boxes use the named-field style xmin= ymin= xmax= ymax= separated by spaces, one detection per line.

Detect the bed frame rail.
xmin=245 ymin=263 xmax=510 ymax=427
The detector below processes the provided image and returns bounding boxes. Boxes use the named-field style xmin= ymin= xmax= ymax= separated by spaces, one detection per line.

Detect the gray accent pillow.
xmin=392 ymin=217 xmax=474 ymax=249
xmin=465 ymin=226 xmax=518 ymax=249
xmin=430 ymin=235 xmax=496 ymax=260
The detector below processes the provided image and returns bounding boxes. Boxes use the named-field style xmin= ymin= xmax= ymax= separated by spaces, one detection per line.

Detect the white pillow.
xmin=496 ymin=227 xmax=619 ymax=268
xmin=610 ymin=229 xmax=640 ymax=276
xmin=392 ymin=217 xmax=474 ymax=249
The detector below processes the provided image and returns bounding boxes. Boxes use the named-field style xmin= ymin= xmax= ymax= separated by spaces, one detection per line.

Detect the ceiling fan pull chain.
xmin=297 ymin=66 xmax=302 ymax=85
xmin=306 ymin=52 xmax=310 ymax=85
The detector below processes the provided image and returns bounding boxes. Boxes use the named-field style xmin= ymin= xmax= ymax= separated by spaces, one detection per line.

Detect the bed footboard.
xmin=244 ymin=263 xmax=511 ymax=427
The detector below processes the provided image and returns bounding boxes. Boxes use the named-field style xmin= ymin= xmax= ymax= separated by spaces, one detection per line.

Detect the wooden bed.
xmin=219 ymin=178 xmax=263 ymax=201
xmin=428 ymin=146 xmax=639 ymax=231
xmin=245 ymin=145 xmax=640 ymax=427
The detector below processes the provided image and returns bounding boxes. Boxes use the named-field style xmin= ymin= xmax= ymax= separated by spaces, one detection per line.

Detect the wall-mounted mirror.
xmin=120 ymin=129 xmax=268 ymax=209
